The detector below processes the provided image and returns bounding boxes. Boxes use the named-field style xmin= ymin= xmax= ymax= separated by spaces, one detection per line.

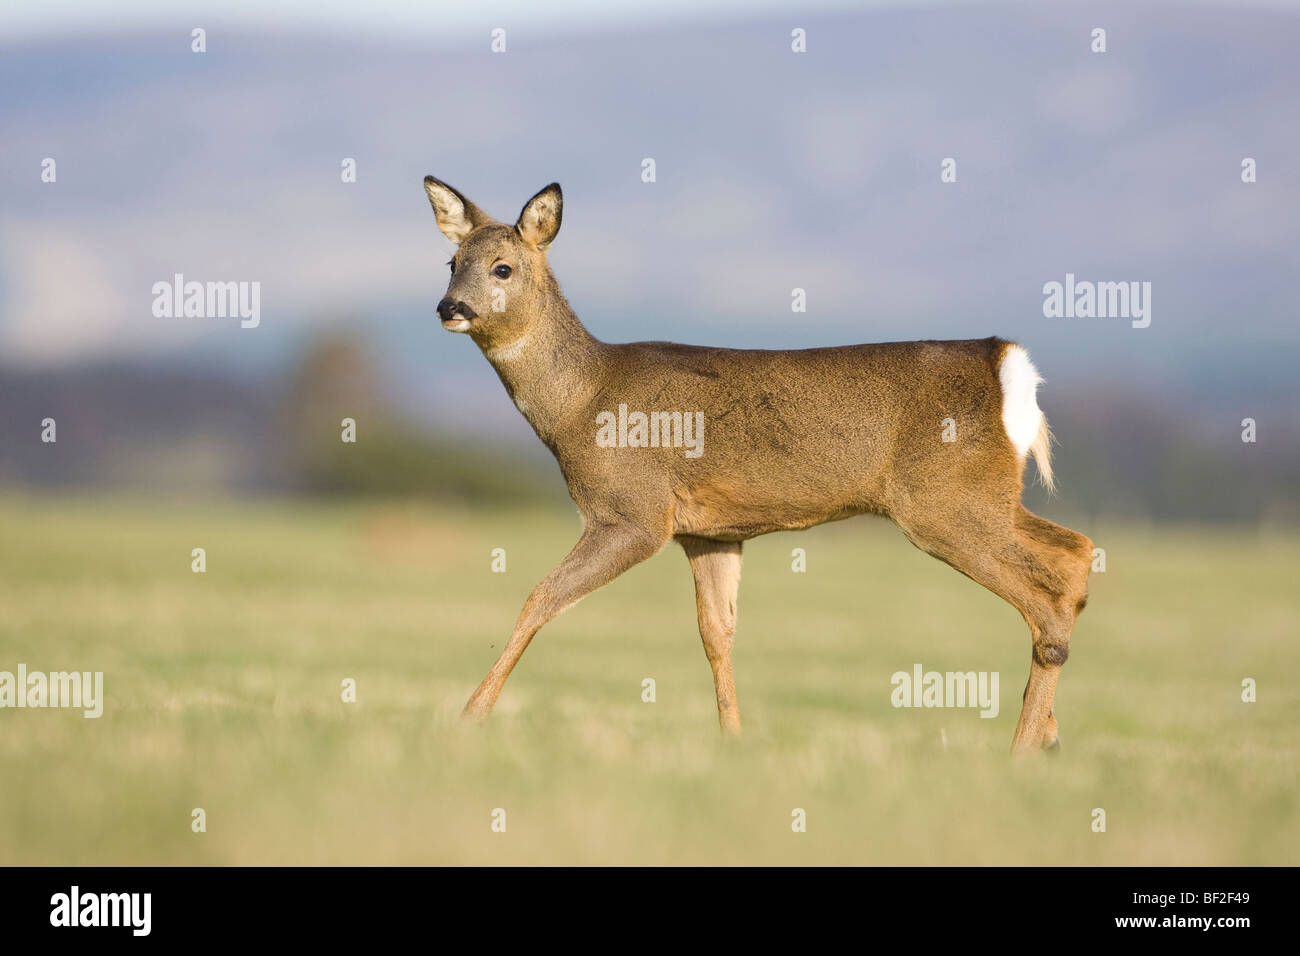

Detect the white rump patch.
xmin=998 ymin=344 xmax=1044 ymax=458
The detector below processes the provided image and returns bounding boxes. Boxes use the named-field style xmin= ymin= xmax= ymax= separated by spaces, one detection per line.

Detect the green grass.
xmin=0 ymin=492 xmax=1296 ymax=865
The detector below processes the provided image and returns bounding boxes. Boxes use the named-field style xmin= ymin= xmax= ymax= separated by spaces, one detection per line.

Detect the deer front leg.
xmin=462 ymin=521 xmax=668 ymax=723
xmin=679 ymin=536 xmax=743 ymax=736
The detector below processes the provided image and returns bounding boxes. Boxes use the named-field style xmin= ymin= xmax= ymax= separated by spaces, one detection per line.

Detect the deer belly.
xmin=671 ymin=474 xmax=874 ymax=539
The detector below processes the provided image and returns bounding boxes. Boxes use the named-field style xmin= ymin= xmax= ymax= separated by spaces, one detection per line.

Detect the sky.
xmin=4 ymin=0 xmax=1297 ymax=40
xmin=0 ymin=0 xmax=901 ymax=39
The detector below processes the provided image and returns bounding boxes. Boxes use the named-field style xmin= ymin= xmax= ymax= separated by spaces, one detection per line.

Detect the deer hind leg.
xmin=896 ymin=504 xmax=1093 ymax=755
xmin=1007 ymin=509 xmax=1093 ymax=752
xmin=462 ymin=521 xmax=669 ymax=723
xmin=679 ymin=536 xmax=744 ymax=736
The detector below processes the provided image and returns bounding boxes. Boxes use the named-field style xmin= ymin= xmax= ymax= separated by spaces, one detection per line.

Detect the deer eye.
xmin=447 ymin=258 xmax=456 ymax=275
xmin=493 ymin=264 xmax=512 ymax=280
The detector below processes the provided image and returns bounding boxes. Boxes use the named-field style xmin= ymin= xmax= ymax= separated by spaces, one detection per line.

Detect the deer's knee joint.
xmin=1033 ymin=639 xmax=1069 ymax=668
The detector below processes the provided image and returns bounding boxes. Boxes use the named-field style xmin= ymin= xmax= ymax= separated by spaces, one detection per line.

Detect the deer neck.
xmin=478 ymin=284 xmax=604 ymax=444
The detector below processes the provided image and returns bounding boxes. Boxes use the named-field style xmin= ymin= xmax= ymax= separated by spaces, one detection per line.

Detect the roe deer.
xmin=423 ymin=175 xmax=1093 ymax=754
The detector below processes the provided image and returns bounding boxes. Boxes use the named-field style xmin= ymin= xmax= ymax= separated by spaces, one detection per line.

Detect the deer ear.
xmin=423 ymin=175 xmax=486 ymax=244
xmin=515 ymin=183 xmax=563 ymax=250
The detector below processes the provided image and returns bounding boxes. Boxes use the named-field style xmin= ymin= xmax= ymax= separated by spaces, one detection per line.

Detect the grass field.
xmin=0 ymin=492 xmax=1296 ymax=865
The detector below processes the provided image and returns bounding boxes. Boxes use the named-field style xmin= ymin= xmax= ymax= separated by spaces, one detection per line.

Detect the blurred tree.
xmin=271 ymin=333 xmax=563 ymax=506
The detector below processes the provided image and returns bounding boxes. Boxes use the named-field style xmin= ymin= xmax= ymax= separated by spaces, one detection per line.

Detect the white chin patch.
xmin=998 ymin=344 xmax=1044 ymax=458
xmin=443 ymin=318 xmax=471 ymax=332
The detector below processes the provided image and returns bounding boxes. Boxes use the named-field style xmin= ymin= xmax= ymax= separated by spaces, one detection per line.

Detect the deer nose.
xmin=437 ymin=297 xmax=477 ymax=322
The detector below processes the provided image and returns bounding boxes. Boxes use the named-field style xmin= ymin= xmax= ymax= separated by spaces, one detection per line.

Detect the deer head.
xmin=423 ymin=176 xmax=563 ymax=351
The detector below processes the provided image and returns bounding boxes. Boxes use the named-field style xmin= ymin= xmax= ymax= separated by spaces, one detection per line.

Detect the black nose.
xmin=437 ymin=297 xmax=477 ymax=322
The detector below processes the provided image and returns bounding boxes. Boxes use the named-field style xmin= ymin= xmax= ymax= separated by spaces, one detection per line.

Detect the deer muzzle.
xmin=437 ymin=296 xmax=478 ymax=330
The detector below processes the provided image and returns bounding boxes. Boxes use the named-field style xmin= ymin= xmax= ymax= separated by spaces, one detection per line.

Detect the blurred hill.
xmin=0 ymin=339 xmax=1294 ymax=522
xmin=0 ymin=340 xmax=567 ymax=507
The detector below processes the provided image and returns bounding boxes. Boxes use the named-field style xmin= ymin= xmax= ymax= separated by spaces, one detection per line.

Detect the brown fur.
xmin=423 ymin=176 xmax=1093 ymax=753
